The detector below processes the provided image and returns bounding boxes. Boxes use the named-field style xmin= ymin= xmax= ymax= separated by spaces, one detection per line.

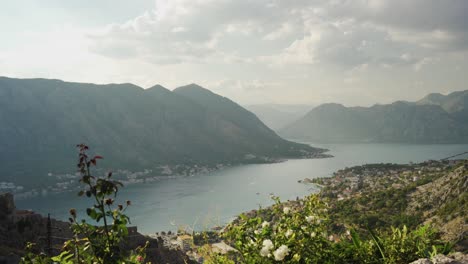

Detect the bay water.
xmin=15 ymin=143 xmax=468 ymax=234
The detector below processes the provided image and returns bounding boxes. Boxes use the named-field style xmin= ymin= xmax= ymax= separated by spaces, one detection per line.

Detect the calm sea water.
xmin=15 ymin=143 xmax=468 ymax=234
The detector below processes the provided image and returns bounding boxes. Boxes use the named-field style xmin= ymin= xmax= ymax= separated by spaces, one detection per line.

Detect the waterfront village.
xmin=2 ymin=150 xmax=332 ymax=199
xmin=303 ymin=159 xmax=463 ymax=201
xmin=1 ymin=163 xmax=229 ymax=199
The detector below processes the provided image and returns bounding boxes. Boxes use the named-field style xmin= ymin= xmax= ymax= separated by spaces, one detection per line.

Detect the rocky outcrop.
xmin=410 ymin=253 xmax=468 ymax=264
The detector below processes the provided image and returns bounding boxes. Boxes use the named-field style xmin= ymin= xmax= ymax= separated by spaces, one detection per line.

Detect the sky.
xmin=0 ymin=0 xmax=467 ymax=106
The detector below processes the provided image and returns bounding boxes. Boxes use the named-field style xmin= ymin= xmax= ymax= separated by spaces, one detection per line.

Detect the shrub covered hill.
xmin=311 ymin=159 xmax=468 ymax=250
xmin=281 ymin=90 xmax=468 ymax=143
xmin=0 ymin=77 xmax=326 ymax=187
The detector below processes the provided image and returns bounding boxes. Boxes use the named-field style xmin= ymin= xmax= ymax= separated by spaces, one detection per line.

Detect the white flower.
xmin=262 ymin=221 xmax=270 ymax=228
xmin=283 ymin=207 xmax=291 ymax=214
xmin=260 ymin=247 xmax=270 ymax=257
xmin=328 ymin=235 xmax=334 ymax=241
xmin=262 ymin=239 xmax=274 ymax=250
xmin=305 ymin=215 xmax=315 ymax=223
xmin=285 ymin=229 xmax=293 ymax=238
xmin=260 ymin=239 xmax=274 ymax=257
xmin=273 ymin=245 xmax=290 ymax=261
xmin=346 ymin=230 xmax=351 ymax=236
xmin=310 ymin=232 xmax=316 ymax=238
xmin=254 ymin=229 xmax=261 ymax=235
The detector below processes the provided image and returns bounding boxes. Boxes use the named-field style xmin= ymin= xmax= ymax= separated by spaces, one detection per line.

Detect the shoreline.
xmin=11 ymin=149 xmax=333 ymax=200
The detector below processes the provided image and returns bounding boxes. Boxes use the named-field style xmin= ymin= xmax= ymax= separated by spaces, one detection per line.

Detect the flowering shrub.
xmin=21 ymin=144 xmax=148 ymax=264
xmin=216 ymin=195 xmax=451 ymax=263
xmin=223 ymin=195 xmax=336 ymax=263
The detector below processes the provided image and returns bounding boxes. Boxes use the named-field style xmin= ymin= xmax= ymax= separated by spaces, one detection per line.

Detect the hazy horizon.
xmin=1 ymin=0 xmax=467 ymax=106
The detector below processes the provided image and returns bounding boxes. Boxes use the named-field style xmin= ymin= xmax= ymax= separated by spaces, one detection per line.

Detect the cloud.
xmin=4 ymin=0 xmax=466 ymax=107
xmin=198 ymin=78 xmax=283 ymax=104
xmin=88 ymin=0 xmax=468 ymax=71
xmin=89 ymin=0 xmax=287 ymax=64
xmin=263 ymin=22 xmax=295 ymax=40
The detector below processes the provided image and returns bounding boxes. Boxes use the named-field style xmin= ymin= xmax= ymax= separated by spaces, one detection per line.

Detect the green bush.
xmin=205 ymin=195 xmax=452 ymax=264
xmin=223 ymin=195 xmax=335 ymax=263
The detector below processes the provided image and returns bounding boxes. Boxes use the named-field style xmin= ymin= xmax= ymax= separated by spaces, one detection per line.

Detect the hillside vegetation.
xmin=314 ymin=160 xmax=468 ymax=250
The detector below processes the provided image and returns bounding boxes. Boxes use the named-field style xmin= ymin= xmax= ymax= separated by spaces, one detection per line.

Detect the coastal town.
xmin=4 ymin=148 xmax=333 ymax=199
xmin=3 ymin=163 xmax=229 ymax=199
xmin=306 ymin=159 xmax=462 ymax=201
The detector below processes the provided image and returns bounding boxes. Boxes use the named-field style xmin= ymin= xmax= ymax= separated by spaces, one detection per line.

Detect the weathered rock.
xmin=410 ymin=259 xmax=432 ymax=264
xmin=410 ymin=253 xmax=468 ymax=264
xmin=432 ymin=253 xmax=466 ymax=264
xmin=449 ymin=252 xmax=468 ymax=263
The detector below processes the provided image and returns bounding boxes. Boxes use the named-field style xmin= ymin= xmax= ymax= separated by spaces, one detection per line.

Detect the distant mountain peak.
xmin=186 ymin=83 xmax=204 ymax=88
xmin=147 ymin=84 xmax=171 ymax=93
xmin=418 ymin=93 xmax=445 ymax=104
xmin=426 ymin=92 xmax=444 ymax=98
xmin=178 ymin=83 xmax=204 ymax=89
xmin=148 ymin=84 xmax=168 ymax=89
xmin=108 ymin=83 xmax=143 ymax=90
xmin=417 ymin=90 xmax=468 ymax=113
xmin=390 ymin=100 xmax=411 ymax=106
xmin=173 ymin=83 xmax=226 ymax=104
xmin=320 ymin=103 xmax=345 ymax=108
xmin=314 ymin=103 xmax=346 ymax=111
xmin=174 ymin=83 xmax=214 ymax=94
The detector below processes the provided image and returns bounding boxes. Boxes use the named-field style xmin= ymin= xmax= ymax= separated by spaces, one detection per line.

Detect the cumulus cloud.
xmin=89 ymin=0 xmax=468 ymax=72
xmin=4 ymin=0 xmax=466 ymax=106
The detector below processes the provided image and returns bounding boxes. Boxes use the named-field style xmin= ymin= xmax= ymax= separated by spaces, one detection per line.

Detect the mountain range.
xmin=244 ymin=104 xmax=313 ymax=131
xmin=280 ymin=90 xmax=468 ymax=143
xmin=0 ymin=77 xmax=324 ymax=186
